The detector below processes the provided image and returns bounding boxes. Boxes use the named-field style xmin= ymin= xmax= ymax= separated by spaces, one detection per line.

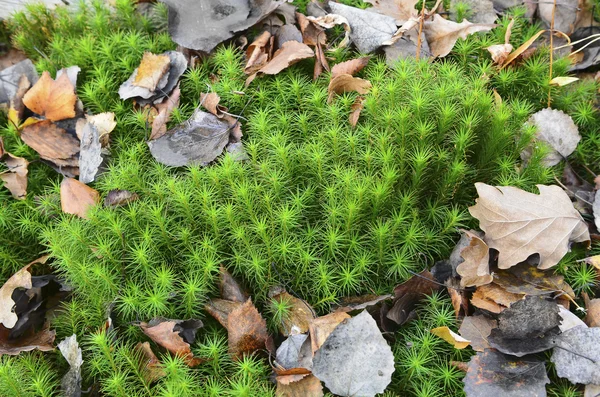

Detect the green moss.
xmin=1 ymin=1 xmax=598 ymax=395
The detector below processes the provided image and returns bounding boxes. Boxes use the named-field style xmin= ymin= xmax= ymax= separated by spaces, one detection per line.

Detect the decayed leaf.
xmin=469 ymin=183 xmax=590 ymax=270
xmin=133 ymin=52 xmax=171 ymax=91
xmin=139 ymin=318 xmax=203 ymax=367
xmin=104 ymin=190 xmax=139 ymax=207
xmin=306 ymin=13 xmax=351 ymax=48
xmin=327 ymin=74 xmax=372 ymax=103
xmin=552 ymin=326 xmax=600 ymax=385
xmin=151 ymin=86 xmax=181 ymax=140
xmin=276 ymin=333 xmax=313 ymax=370
xmin=583 ymin=293 xmax=600 ymax=328
xmin=258 ymin=40 xmax=314 ymax=76
xmin=329 ymin=2 xmax=397 ymax=53
xmin=161 ymin=0 xmax=280 ymax=53
xmin=458 ymin=315 xmax=497 ymax=352
xmin=205 ymin=298 xmax=243 ymax=328
xmin=493 ymin=261 xmax=575 ymax=299
xmin=135 ymin=342 xmax=166 ymax=383
xmin=0 ymin=151 xmax=28 ymax=199
xmin=227 ymin=299 xmax=269 ymax=359
xmin=0 ymin=324 xmax=55 ymax=355
xmin=58 ymin=334 xmax=83 ymax=397
xmin=276 ymin=374 xmax=323 ymax=397
xmin=219 ymin=267 xmax=248 ymax=303
xmin=431 ymin=326 xmax=470 ymax=349
xmin=488 ymin=296 xmax=561 ymax=356
xmin=245 ymin=31 xmax=274 ymax=75
xmin=147 ymin=110 xmax=231 ymax=167
xmin=464 ymin=350 xmax=549 ymax=397
xmin=456 ymin=230 xmax=493 ymax=287
xmin=79 ymin=122 xmax=103 ymax=184
xmin=387 ymin=270 xmax=440 ymax=325
xmin=363 ymin=0 xmax=418 ymax=22
xmin=0 ymin=265 xmax=33 ymax=329
xmin=22 ymin=71 xmax=77 ymax=121
xmin=270 ymin=291 xmax=316 ymax=336
xmin=312 ymin=311 xmax=395 ymax=397
xmin=470 ymin=283 xmax=524 ymax=313
xmin=21 ymin=120 xmax=80 ymax=169
xmin=423 ymin=15 xmax=495 ymax=58
xmin=331 ymin=56 xmax=371 ymax=79
xmin=308 ymin=312 xmax=350 ymax=353
xmin=349 ymin=96 xmax=365 ymax=127
xmin=60 ymin=177 xmax=100 ymax=219
xmin=501 ymin=29 xmax=545 ymax=69
xmin=333 ymin=294 xmax=392 ymax=313
xmin=522 ymin=108 xmax=581 ymax=167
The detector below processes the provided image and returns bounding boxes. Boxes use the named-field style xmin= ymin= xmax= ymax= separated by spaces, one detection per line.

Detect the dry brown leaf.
xmin=22 ymin=71 xmax=77 ymax=121
xmin=447 ymin=284 xmax=468 ymax=318
xmin=583 ymin=293 xmax=600 ymax=328
xmin=469 ymin=183 xmax=590 ymax=270
xmin=487 ymin=44 xmax=513 ymax=65
xmin=135 ymin=342 xmax=166 ymax=383
xmin=458 ymin=315 xmax=497 ymax=352
xmin=245 ymin=31 xmax=274 ymax=75
xmin=0 ymin=265 xmax=33 ymax=328
xmin=313 ymin=42 xmax=329 ymax=80
xmin=139 ymin=319 xmax=203 ymax=367
xmin=133 ymin=52 xmax=171 ymax=91
xmin=0 ymin=323 xmax=55 ymax=355
xmin=151 ymin=86 xmax=180 ymax=141
xmin=200 ymin=92 xmax=227 ymax=118
xmin=297 ymin=12 xmax=326 ymax=46
xmin=456 ymin=230 xmax=493 ymax=287
xmin=0 ymin=152 xmax=28 ymax=200
xmin=363 ymin=0 xmax=418 ymax=22
xmin=327 ymin=74 xmax=372 ymax=103
xmin=331 ymin=56 xmax=371 ymax=79
xmin=258 ymin=40 xmax=314 ymax=76
xmin=423 ymin=14 xmax=495 ymax=58
xmin=271 ymin=291 xmax=316 ymax=336
xmin=60 ymin=177 xmax=99 ymax=219
xmin=501 ymin=30 xmax=546 ymax=69
xmin=493 ymin=261 xmax=575 ymax=299
xmin=219 ymin=267 xmax=248 ymax=303
xmin=308 ymin=312 xmax=350 ymax=353
xmin=349 ymin=96 xmax=365 ymax=128
xmin=387 ymin=270 xmax=440 ymax=325
xmin=471 ymin=283 xmax=524 ymax=313
xmin=276 ymin=374 xmax=323 ymax=397
xmin=227 ymin=299 xmax=269 ymax=359
xmin=431 ymin=326 xmax=470 ymax=349
xmin=205 ymin=299 xmax=243 ymax=328
xmin=21 ymin=120 xmax=80 ymax=168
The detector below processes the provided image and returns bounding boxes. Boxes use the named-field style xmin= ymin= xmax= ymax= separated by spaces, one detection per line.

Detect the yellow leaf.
xmin=550 ymin=76 xmax=579 ymax=86
xmin=431 ymin=326 xmax=470 ymax=349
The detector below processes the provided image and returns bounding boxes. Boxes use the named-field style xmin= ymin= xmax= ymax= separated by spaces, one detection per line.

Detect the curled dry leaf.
xmin=245 ymin=31 xmax=274 ymax=75
xmin=456 ymin=230 xmax=493 ymax=288
xmin=151 ymin=86 xmax=181 ymax=140
xmin=458 ymin=315 xmax=497 ymax=352
xmin=135 ymin=342 xmax=166 ymax=383
xmin=104 ymin=189 xmax=139 ymax=207
xmin=139 ymin=318 xmax=203 ymax=367
xmin=349 ymin=96 xmax=365 ymax=127
xmin=58 ymin=334 xmax=83 ymax=397
xmin=470 ymin=283 xmax=524 ymax=314
xmin=487 ymin=44 xmax=513 ymax=65
xmin=205 ymin=298 xmax=243 ymax=327
xmin=327 ymin=74 xmax=372 ymax=103
xmin=60 ymin=177 xmax=100 ymax=219
xmin=387 ymin=270 xmax=440 ymax=325
xmin=85 ymin=112 xmax=117 ymax=147
xmin=0 ymin=151 xmax=28 ymax=200
xmin=0 ymin=323 xmax=55 ymax=355
xmin=430 ymin=326 xmax=470 ymax=349
xmin=227 ymin=299 xmax=269 ymax=359
xmin=501 ymin=29 xmax=545 ymax=69
xmin=276 ymin=333 xmax=313 ymax=370
xmin=258 ymin=40 xmax=314 ymax=76
xmin=423 ymin=15 xmax=495 ymax=58
xmin=276 ymin=374 xmax=323 ymax=397
xmin=331 ymin=56 xmax=371 ymax=78
xmin=133 ymin=52 xmax=171 ymax=91
xmin=0 ymin=265 xmax=33 ymax=329
xmin=469 ymin=183 xmax=589 ymax=270
xmin=308 ymin=312 xmax=350 ymax=353
xmin=21 ymin=120 xmax=80 ymax=170
xmin=306 ymin=13 xmax=351 ymax=48
xmin=22 ymin=71 xmax=77 ymax=121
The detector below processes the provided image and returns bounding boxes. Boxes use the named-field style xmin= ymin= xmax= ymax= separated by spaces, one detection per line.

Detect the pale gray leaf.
xmin=56 ymin=66 xmax=81 ymax=88
xmin=328 ymin=2 xmax=398 ymax=54
xmin=384 ymin=32 xmax=430 ymax=65
xmin=0 ymin=59 xmax=38 ymax=104
xmin=148 ymin=110 xmax=230 ymax=167
xmin=552 ymin=326 xmax=600 ymax=385
xmin=458 ymin=315 xmax=496 ymax=352
xmin=79 ymin=122 xmax=103 ymax=184
xmin=538 ymin=0 xmax=578 ymax=34
xmin=58 ymin=334 xmax=83 ymax=397
xmin=276 ymin=333 xmax=313 ymax=370
xmin=558 ymin=306 xmax=587 ymax=332
xmin=276 ymin=25 xmax=303 ymax=48
xmin=312 ymin=310 xmax=395 ymax=397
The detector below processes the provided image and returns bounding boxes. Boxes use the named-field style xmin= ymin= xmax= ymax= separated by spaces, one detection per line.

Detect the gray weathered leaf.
xmin=328 ymin=2 xmax=398 ymax=54
xmin=276 ymin=24 xmax=303 ymax=48
xmin=276 ymin=333 xmax=313 ymax=370
xmin=522 ymin=108 xmax=580 ymax=167
xmin=161 ymin=0 xmax=281 ymax=53
xmin=552 ymin=326 xmax=600 ymax=385
xmin=79 ymin=123 xmax=103 ymax=184
xmin=538 ymin=0 xmax=578 ymax=35
xmin=58 ymin=334 xmax=83 ymax=397
xmin=312 ymin=311 xmax=395 ymax=397
xmin=56 ymin=66 xmax=81 ymax=89
xmin=0 ymin=59 xmax=38 ymax=104
xmin=148 ymin=110 xmax=230 ymax=167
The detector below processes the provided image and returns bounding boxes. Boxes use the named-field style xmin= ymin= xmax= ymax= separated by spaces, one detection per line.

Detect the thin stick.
xmin=548 ymin=0 xmax=556 ymax=108
xmin=415 ymin=0 xmax=427 ymax=60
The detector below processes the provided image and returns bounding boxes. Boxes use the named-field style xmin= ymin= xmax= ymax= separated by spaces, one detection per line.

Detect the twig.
xmin=548 ymin=0 xmax=556 ymax=108
xmin=415 ymin=0 xmax=427 ymax=60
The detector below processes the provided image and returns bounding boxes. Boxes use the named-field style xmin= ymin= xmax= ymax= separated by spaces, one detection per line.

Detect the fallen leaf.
xmin=276 ymin=374 xmax=323 ymax=397
xmin=456 ymin=230 xmax=493 ymax=287
xmin=104 ymin=190 xmax=139 ymax=207
xmin=205 ymin=298 xmax=243 ymax=328
xmin=487 ymin=44 xmax=513 ymax=65
xmin=276 ymin=333 xmax=313 ymax=370
xmin=276 ymin=24 xmax=304 ymax=48
xmin=308 ymin=312 xmax=350 ymax=353
xmin=522 ymin=108 xmax=581 ymax=167
xmin=21 ymin=120 xmax=80 ymax=170
xmin=447 ymin=283 xmax=467 ymax=318
xmin=0 ymin=323 xmax=55 ymax=355
xmin=135 ymin=342 xmax=166 ymax=383
xmin=79 ymin=122 xmax=103 ymax=184
xmin=538 ymin=0 xmax=578 ymax=34
xmin=227 ymin=299 xmax=269 ymax=359
xmin=161 ymin=0 xmax=281 ymax=53
xmin=586 ymin=385 xmax=600 ymax=397
xmin=270 ymin=290 xmax=316 ymax=336
xmin=200 ymin=92 xmax=227 ymax=118
xmin=219 ymin=266 xmax=248 ymax=303
xmin=458 ymin=315 xmax=497 ymax=352
xmin=297 ymin=12 xmax=326 ymax=46
xmin=558 ymin=305 xmax=587 ymax=332
xmin=488 ymin=296 xmax=561 ymax=356
xmin=0 ymin=59 xmax=38 ymax=105
xmin=470 ymin=283 xmax=524 ymax=313
xmin=0 ymin=151 xmax=28 ymax=199
xmin=469 ymin=183 xmax=590 ymax=270
xmin=493 ymin=261 xmax=575 ymax=299
xmin=151 ymin=86 xmax=181 ymax=140
xmin=550 ymin=76 xmax=579 ymax=86
xmin=60 ymin=177 xmax=100 ymax=219
xmin=85 ymin=112 xmax=117 ymax=147
xmin=245 ymin=31 xmax=274 ymax=75
xmin=501 ymin=29 xmax=546 ymax=69
xmin=329 ymin=2 xmax=397 ymax=53
xmin=363 ymin=0 xmax=418 ymax=23
xmin=552 ymin=326 xmax=600 ymax=385
xmin=226 ymin=142 xmax=249 ymax=161
xmin=333 ymin=294 xmax=392 ymax=313
xmin=349 ymin=95 xmax=365 ymax=127
xmin=55 ymin=66 xmax=80 ymax=88
xmin=147 ymin=109 xmax=231 ymax=167
xmin=387 ymin=270 xmax=440 ymax=325
xmin=331 ymin=56 xmax=371 ymax=78
xmin=22 ymin=70 xmax=77 ymax=121
xmin=431 ymin=326 xmax=470 ymax=349
xmin=327 ymin=74 xmax=372 ymax=103
xmin=423 ymin=15 xmax=495 ymax=58
xmin=58 ymin=334 xmax=83 ymax=397
xmin=133 ymin=52 xmax=171 ymax=91
xmin=463 ymin=349 xmax=549 ymax=397
xmin=139 ymin=318 xmax=203 ymax=367
xmin=0 ymin=265 xmax=33 ymax=329
xmin=583 ymin=292 xmax=600 ymax=327
xmin=258 ymin=40 xmax=314 ymax=76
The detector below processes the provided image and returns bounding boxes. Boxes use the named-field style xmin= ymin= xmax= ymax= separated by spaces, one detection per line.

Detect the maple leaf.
xmin=22 ymin=70 xmax=77 ymax=121
xmin=469 ymin=183 xmax=590 ymax=270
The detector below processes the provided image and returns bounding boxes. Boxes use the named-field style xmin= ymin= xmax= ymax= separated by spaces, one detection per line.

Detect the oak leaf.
xmin=469 ymin=183 xmax=589 ymax=270
xmin=423 ymin=15 xmax=495 ymax=57
xmin=60 ymin=177 xmax=100 ymax=219
xmin=22 ymin=71 xmax=77 ymax=121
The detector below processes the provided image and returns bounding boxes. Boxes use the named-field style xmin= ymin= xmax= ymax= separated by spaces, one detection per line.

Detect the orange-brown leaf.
xmin=0 ymin=152 xmax=28 ymax=200
xmin=22 ymin=71 xmax=77 ymax=121
xmin=0 ymin=323 xmax=55 ymax=355
xmin=331 ymin=56 xmax=371 ymax=79
xmin=276 ymin=374 xmax=324 ymax=397
xmin=227 ymin=299 xmax=269 ymax=359
xmin=60 ymin=177 xmax=100 ymax=219
xmin=308 ymin=312 xmax=350 ymax=353
xmin=139 ymin=320 xmax=203 ymax=367
xmin=21 ymin=120 xmax=80 ymax=167
xmin=245 ymin=31 xmax=274 ymax=75
xmin=470 ymin=284 xmax=524 ymax=314
xmin=259 ymin=41 xmax=314 ymax=76
xmin=133 ymin=52 xmax=171 ymax=91
xmin=349 ymin=96 xmax=365 ymax=128
xmin=457 ymin=230 xmax=493 ymax=288
xmin=327 ymin=74 xmax=372 ymax=103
